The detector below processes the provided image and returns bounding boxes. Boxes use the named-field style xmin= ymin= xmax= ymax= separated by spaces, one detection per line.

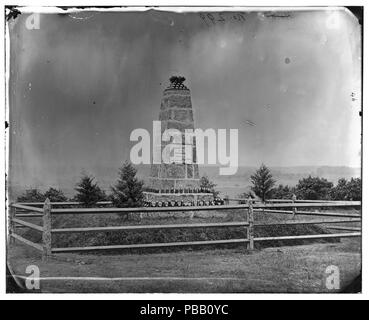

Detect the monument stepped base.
xmin=144 ymin=192 xmax=215 ymax=207
xmin=134 ymin=210 xmax=228 ymax=219
xmin=141 ymin=192 xmax=226 ymax=219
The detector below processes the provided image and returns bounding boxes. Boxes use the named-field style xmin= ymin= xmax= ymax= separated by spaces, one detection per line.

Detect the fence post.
xmin=292 ymin=194 xmax=297 ymax=219
xmin=224 ymin=196 xmax=229 ymax=205
xmin=9 ymin=204 xmax=15 ymax=244
xmin=42 ymin=198 xmax=52 ymax=261
xmin=247 ymin=197 xmax=254 ymax=250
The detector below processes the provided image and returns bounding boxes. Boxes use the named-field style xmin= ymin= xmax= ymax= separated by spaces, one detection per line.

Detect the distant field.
xmin=8 ymin=165 xmax=361 ymax=200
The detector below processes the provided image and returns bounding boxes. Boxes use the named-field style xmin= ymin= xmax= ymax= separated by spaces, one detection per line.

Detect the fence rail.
xmin=52 ymin=238 xmax=251 ymax=253
xmin=253 ymin=232 xmax=361 ymax=242
xmin=11 ymin=203 xmax=44 ymax=213
xmin=52 ymin=221 xmax=250 ymax=234
xmin=12 ymin=218 xmax=43 ymax=232
xmin=255 ymin=209 xmax=361 ymax=218
xmin=228 ymin=198 xmax=353 ymax=204
xmin=8 ymin=198 xmax=361 ymax=259
xmin=29 ymin=201 xmax=360 ymax=215
xmin=10 ymin=234 xmax=43 ymax=252
xmin=255 ymin=218 xmax=361 ymax=227
xmin=17 ymin=201 xmax=112 ymax=207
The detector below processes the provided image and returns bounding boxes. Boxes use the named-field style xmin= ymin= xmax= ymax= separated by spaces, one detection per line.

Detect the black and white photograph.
xmin=3 ymin=4 xmax=364 ymax=297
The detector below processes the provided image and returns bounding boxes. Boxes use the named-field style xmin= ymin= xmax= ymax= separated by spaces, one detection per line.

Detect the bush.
xmin=270 ymin=184 xmax=295 ymax=200
xmin=74 ymin=174 xmax=107 ymax=207
xmin=237 ymin=189 xmax=260 ymax=203
xmin=295 ymin=176 xmax=333 ymax=200
xmin=199 ymin=175 xmax=219 ymax=197
xmin=17 ymin=189 xmax=46 ymax=202
xmin=330 ymin=178 xmax=361 ymax=201
xmin=238 ymin=191 xmax=255 ymax=199
xmin=17 ymin=187 xmax=68 ymax=204
xmin=110 ymin=162 xmax=144 ymax=208
xmin=44 ymin=187 xmax=68 ymax=202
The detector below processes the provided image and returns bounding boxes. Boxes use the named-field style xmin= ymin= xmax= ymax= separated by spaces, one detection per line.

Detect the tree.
xmin=199 ymin=175 xmax=219 ymax=197
xmin=44 ymin=187 xmax=67 ymax=202
xmin=110 ymin=162 xmax=145 ymax=208
xmin=330 ymin=178 xmax=361 ymax=201
xmin=74 ymin=174 xmax=106 ymax=207
xmin=17 ymin=189 xmax=46 ymax=202
xmin=329 ymin=178 xmax=348 ymax=201
xmin=250 ymin=164 xmax=276 ymax=202
xmin=345 ymin=178 xmax=362 ymax=201
xmin=295 ymin=176 xmax=333 ymax=200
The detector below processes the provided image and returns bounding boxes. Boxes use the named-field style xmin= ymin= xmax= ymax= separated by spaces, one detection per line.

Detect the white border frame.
xmin=0 ymin=0 xmax=366 ymax=300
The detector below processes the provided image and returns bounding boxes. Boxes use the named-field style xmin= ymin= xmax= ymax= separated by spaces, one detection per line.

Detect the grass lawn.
xmin=7 ymin=208 xmax=361 ymax=293
xmin=7 ymin=239 xmax=361 ymax=293
xmin=14 ymin=208 xmax=361 ymax=250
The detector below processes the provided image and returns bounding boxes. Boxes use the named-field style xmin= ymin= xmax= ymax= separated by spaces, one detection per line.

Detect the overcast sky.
xmin=8 ymin=8 xmax=361 ymax=187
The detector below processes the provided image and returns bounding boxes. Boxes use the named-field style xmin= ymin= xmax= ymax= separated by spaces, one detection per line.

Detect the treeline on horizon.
xmin=15 ymin=163 xmax=362 ymax=207
xmin=239 ymin=164 xmax=361 ymax=202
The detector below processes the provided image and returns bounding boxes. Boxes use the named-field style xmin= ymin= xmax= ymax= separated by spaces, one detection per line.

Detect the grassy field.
xmin=7 ymin=208 xmax=361 ymax=293
xmin=14 ymin=208 xmax=360 ymax=251
xmin=8 ymin=238 xmax=361 ymax=293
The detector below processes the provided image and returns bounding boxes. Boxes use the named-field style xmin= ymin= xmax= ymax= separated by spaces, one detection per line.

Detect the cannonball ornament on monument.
xmin=169 ymin=75 xmax=188 ymax=89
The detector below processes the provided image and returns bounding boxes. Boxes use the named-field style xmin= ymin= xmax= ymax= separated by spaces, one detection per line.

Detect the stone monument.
xmin=144 ymin=76 xmax=215 ymax=206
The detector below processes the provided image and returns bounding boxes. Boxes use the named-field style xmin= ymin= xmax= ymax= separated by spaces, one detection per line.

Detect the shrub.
xmin=74 ymin=174 xmax=107 ymax=207
xmin=44 ymin=187 xmax=68 ymax=202
xmin=238 ymin=189 xmax=260 ymax=203
xmin=270 ymin=184 xmax=295 ymax=200
xmin=295 ymin=176 xmax=333 ymax=200
xmin=238 ymin=191 xmax=254 ymax=199
xmin=330 ymin=178 xmax=361 ymax=201
xmin=345 ymin=178 xmax=362 ymax=201
xmin=199 ymin=175 xmax=219 ymax=197
xmin=17 ymin=189 xmax=46 ymax=202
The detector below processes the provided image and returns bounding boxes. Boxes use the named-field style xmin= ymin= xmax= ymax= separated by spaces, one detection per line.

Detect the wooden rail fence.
xmin=8 ymin=199 xmax=361 ymax=260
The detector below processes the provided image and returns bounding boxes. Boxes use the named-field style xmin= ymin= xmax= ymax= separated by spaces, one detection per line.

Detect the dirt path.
xmin=7 ymin=238 xmax=361 ymax=293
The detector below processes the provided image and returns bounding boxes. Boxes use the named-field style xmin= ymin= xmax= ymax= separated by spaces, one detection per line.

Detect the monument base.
xmin=144 ymin=192 xmax=215 ymax=207
xmin=141 ymin=192 xmax=226 ymax=219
